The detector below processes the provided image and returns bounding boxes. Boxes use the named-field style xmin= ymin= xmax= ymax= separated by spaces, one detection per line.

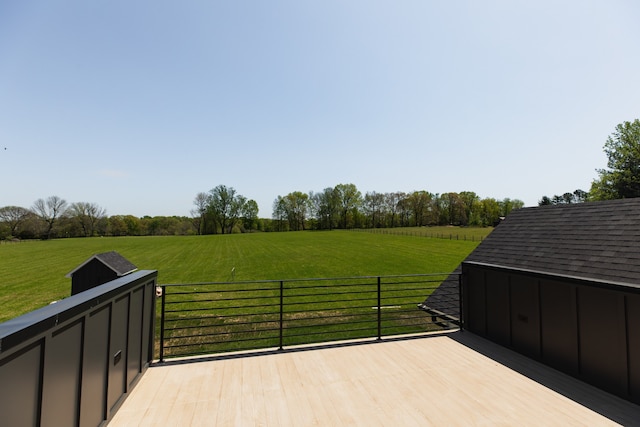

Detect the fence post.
xmin=279 ymin=280 xmax=284 ymax=350
xmin=377 ymin=277 xmax=382 ymax=340
xmin=159 ymin=285 xmax=166 ymax=363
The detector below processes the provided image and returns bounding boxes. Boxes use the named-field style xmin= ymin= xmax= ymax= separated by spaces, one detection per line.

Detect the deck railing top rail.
xmin=158 ymin=272 xmax=455 ymax=287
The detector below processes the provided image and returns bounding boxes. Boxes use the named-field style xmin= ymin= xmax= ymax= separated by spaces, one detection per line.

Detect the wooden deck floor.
xmin=109 ymin=331 xmax=640 ymax=426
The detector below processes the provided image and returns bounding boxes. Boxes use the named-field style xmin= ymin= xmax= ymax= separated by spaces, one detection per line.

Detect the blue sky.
xmin=1 ymin=1 xmax=639 ymax=217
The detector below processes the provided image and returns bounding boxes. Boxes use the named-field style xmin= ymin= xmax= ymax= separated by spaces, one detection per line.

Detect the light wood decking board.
xmin=109 ymin=332 xmax=640 ymax=426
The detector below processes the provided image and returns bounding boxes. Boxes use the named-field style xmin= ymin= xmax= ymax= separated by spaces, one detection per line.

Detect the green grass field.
xmin=0 ymin=227 xmax=492 ymax=323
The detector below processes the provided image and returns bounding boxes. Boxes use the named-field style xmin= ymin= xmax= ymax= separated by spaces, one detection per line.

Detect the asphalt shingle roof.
xmin=465 ymin=198 xmax=640 ymax=286
xmin=66 ymin=250 xmax=137 ymax=278
xmin=422 ymin=198 xmax=640 ymax=318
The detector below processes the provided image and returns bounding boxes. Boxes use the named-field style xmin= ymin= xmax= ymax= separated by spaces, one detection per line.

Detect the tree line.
xmin=540 ymin=119 xmax=640 ymax=205
xmin=0 ymin=196 xmax=195 ymax=240
xmin=189 ymin=184 xmax=523 ymax=235
xmin=2 ymin=186 xmax=524 ymax=240
xmin=269 ymin=185 xmax=523 ymax=232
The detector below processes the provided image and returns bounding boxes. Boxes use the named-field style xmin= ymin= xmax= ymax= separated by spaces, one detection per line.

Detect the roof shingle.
xmin=465 ymin=198 xmax=640 ymax=286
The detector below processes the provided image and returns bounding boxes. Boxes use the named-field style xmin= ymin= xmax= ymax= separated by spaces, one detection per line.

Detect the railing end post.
xmin=377 ymin=276 xmax=382 ymax=340
xmin=159 ymin=285 xmax=166 ymax=363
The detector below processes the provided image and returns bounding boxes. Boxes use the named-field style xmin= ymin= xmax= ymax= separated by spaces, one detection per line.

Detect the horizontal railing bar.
xmin=382 ymin=317 xmax=430 ymax=322
xmin=164 ymin=302 xmax=281 ymax=313
xmin=165 ymin=295 xmax=279 ymax=304
xmin=283 ymin=297 xmax=377 ymax=307
xmin=159 ymin=272 xmax=458 ymax=288
xmin=380 ymin=279 xmax=444 ymax=286
xmin=166 ymin=290 xmax=387 ymax=305
xmin=282 ymin=306 xmax=373 ymax=315
xmin=165 ymin=328 xmax=282 ymax=340
xmin=166 ymin=287 xmax=280 ymax=296
xmin=163 ymin=311 xmax=437 ymax=323
xmin=164 ymin=307 xmax=374 ymax=323
xmin=281 ymin=290 xmax=376 ymax=298
xmin=164 ymin=313 xmax=279 ymax=324
xmin=167 ymin=316 xmax=440 ymax=345
xmin=165 ymin=330 xmax=280 ymax=339
xmin=380 ymin=301 xmax=432 ymax=305
xmin=162 ymin=345 xmax=278 ymax=358
xmin=164 ymin=318 xmax=437 ymax=333
xmin=163 ymin=312 xmax=440 ymax=325
xmin=283 ymin=326 xmax=378 ymax=340
xmin=164 ymin=321 xmax=281 ymax=333
xmin=381 ymin=286 xmax=438 ymax=292
xmin=163 ymin=335 xmax=280 ymax=349
xmin=164 ymin=291 xmax=441 ymax=304
xmin=283 ymin=320 xmax=375 ymax=331
xmin=165 ymin=304 xmax=398 ymax=317
xmin=283 ymin=313 xmax=377 ymax=326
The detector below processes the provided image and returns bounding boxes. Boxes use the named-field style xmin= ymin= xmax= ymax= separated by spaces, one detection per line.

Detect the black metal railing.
xmin=158 ymin=273 xmax=460 ymax=361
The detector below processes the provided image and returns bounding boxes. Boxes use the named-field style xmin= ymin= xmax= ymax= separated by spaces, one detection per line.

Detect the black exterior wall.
xmin=71 ymin=258 xmax=120 ymax=295
xmin=0 ymin=270 xmax=157 ymax=427
xmin=462 ymin=261 xmax=640 ymax=404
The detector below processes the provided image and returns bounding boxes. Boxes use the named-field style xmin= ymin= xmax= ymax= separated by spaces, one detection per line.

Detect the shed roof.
xmin=65 ymin=251 xmax=137 ymax=278
xmin=465 ymin=198 xmax=640 ymax=286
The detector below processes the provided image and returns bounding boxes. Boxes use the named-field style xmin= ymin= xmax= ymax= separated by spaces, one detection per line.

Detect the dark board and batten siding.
xmin=0 ymin=270 xmax=157 ymax=427
xmin=68 ymin=251 xmax=138 ymax=296
xmin=462 ymin=261 xmax=640 ymax=403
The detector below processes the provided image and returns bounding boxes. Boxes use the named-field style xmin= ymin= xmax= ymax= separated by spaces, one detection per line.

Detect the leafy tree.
xmin=573 ymin=189 xmax=589 ymax=203
xmin=123 ymin=215 xmax=143 ymax=235
xmin=67 ymin=202 xmax=107 ymax=237
xmin=384 ymin=192 xmax=404 ymax=228
xmin=440 ymin=192 xmax=466 ymax=225
xmin=407 ymin=191 xmax=433 ymax=226
xmin=363 ymin=191 xmax=386 ymax=228
xmin=563 ymin=193 xmax=576 ymax=204
xmin=272 ymin=196 xmax=288 ymax=232
xmin=141 ymin=216 xmax=182 ymax=236
xmin=459 ymin=191 xmax=480 ymax=226
xmin=241 ymin=199 xmax=259 ymax=231
xmin=499 ymin=198 xmax=524 ymax=216
xmin=539 ymin=196 xmax=552 ymax=206
xmin=273 ymin=192 xmax=311 ymax=231
xmin=32 ymin=196 xmax=67 ymax=239
xmin=191 ymin=192 xmax=209 ymax=235
xmin=108 ymin=215 xmax=128 ymax=236
xmin=396 ymin=193 xmax=411 ymax=226
xmin=591 ymin=119 xmax=640 ymax=199
xmin=282 ymin=191 xmax=309 ymax=231
xmin=309 ymin=188 xmax=339 ymax=230
xmin=208 ymin=185 xmax=246 ymax=234
xmin=334 ymin=183 xmax=362 ymax=229
xmin=479 ymin=198 xmax=502 ymax=226
xmin=0 ymin=206 xmax=31 ymax=237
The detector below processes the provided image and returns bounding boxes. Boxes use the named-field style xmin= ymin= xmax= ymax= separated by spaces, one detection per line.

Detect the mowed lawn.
xmin=0 ymin=228 xmax=490 ymax=323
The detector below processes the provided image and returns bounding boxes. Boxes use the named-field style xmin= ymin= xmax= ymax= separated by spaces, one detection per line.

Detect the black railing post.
xmin=279 ymin=280 xmax=284 ymax=351
xmin=458 ymin=272 xmax=464 ymax=331
xmin=377 ymin=277 xmax=382 ymax=340
xmin=159 ymin=285 xmax=166 ymax=362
